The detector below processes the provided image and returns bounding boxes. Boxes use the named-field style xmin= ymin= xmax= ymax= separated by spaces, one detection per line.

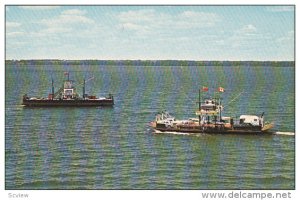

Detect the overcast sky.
xmin=5 ymin=5 xmax=294 ymax=61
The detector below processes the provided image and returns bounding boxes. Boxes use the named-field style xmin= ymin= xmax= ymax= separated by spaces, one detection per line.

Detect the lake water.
xmin=5 ymin=63 xmax=295 ymax=189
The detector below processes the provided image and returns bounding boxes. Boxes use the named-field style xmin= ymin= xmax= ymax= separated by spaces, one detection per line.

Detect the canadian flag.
xmin=202 ymin=86 xmax=208 ymax=92
xmin=218 ymin=87 xmax=225 ymax=92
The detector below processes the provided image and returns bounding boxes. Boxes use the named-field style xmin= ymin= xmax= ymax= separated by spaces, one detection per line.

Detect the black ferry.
xmin=22 ymin=72 xmax=114 ymax=107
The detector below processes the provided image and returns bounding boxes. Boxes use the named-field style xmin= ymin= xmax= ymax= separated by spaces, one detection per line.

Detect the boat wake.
xmin=154 ymin=130 xmax=206 ymax=136
xmin=273 ymin=132 xmax=295 ymax=136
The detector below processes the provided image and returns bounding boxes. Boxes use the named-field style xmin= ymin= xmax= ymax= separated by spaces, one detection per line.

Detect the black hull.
xmin=153 ymin=127 xmax=271 ymax=135
xmin=22 ymin=99 xmax=114 ymax=107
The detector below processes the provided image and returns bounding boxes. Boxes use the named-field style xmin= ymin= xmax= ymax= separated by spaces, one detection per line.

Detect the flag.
xmin=218 ymin=87 xmax=224 ymax=92
xmin=64 ymin=72 xmax=69 ymax=76
xmin=202 ymin=86 xmax=208 ymax=92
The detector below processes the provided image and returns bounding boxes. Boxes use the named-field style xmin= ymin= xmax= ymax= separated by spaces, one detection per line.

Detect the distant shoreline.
xmin=5 ymin=60 xmax=295 ymax=67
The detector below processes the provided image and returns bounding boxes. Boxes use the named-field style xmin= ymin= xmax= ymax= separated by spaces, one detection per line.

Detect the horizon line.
xmin=5 ymin=59 xmax=295 ymax=62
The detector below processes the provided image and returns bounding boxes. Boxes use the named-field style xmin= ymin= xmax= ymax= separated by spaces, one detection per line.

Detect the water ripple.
xmin=5 ymin=64 xmax=295 ymax=189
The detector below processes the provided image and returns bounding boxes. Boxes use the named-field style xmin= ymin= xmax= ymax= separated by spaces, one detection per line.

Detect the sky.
xmin=5 ymin=5 xmax=295 ymax=61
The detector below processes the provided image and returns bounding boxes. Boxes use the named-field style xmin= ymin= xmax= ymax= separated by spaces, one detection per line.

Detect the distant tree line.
xmin=5 ymin=59 xmax=295 ymax=67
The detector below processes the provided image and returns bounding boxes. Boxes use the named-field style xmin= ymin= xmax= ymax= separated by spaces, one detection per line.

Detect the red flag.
xmin=64 ymin=72 xmax=69 ymax=76
xmin=218 ymin=87 xmax=224 ymax=92
xmin=202 ymin=86 xmax=208 ymax=92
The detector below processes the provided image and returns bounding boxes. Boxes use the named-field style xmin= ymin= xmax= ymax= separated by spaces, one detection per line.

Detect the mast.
xmin=199 ymin=88 xmax=201 ymax=125
xmin=219 ymin=98 xmax=222 ymax=121
xmin=83 ymin=78 xmax=85 ymax=99
xmin=51 ymin=78 xmax=54 ymax=100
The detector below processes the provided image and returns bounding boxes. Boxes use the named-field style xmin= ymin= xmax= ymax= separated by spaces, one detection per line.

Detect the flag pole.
xmin=218 ymin=87 xmax=224 ymax=122
xmin=199 ymin=87 xmax=201 ymax=126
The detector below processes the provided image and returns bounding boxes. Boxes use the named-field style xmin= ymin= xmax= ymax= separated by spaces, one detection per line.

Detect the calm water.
xmin=5 ymin=63 xmax=295 ymax=189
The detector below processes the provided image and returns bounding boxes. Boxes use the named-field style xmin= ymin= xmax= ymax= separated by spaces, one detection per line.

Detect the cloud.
xmin=266 ymin=6 xmax=294 ymax=12
xmin=7 ymin=31 xmax=24 ymax=37
xmin=38 ymin=9 xmax=94 ymax=34
xmin=118 ymin=9 xmax=156 ymax=23
xmin=122 ymin=22 xmax=144 ymax=31
xmin=61 ymin=9 xmax=86 ymax=16
xmin=178 ymin=11 xmax=220 ymax=28
xmin=6 ymin=22 xmax=21 ymax=28
xmin=277 ymin=30 xmax=294 ymax=44
xmin=242 ymin=24 xmax=257 ymax=32
xmin=41 ymin=9 xmax=93 ymax=26
xmin=237 ymin=24 xmax=257 ymax=36
xmin=117 ymin=9 xmax=220 ymax=35
xmin=6 ymin=22 xmax=24 ymax=38
xmin=275 ymin=30 xmax=294 ymax=59
xmin=19 ymin=6 xmax=60 ymax=10
xmin=228 ymin=24 xmax=260 ymax=48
